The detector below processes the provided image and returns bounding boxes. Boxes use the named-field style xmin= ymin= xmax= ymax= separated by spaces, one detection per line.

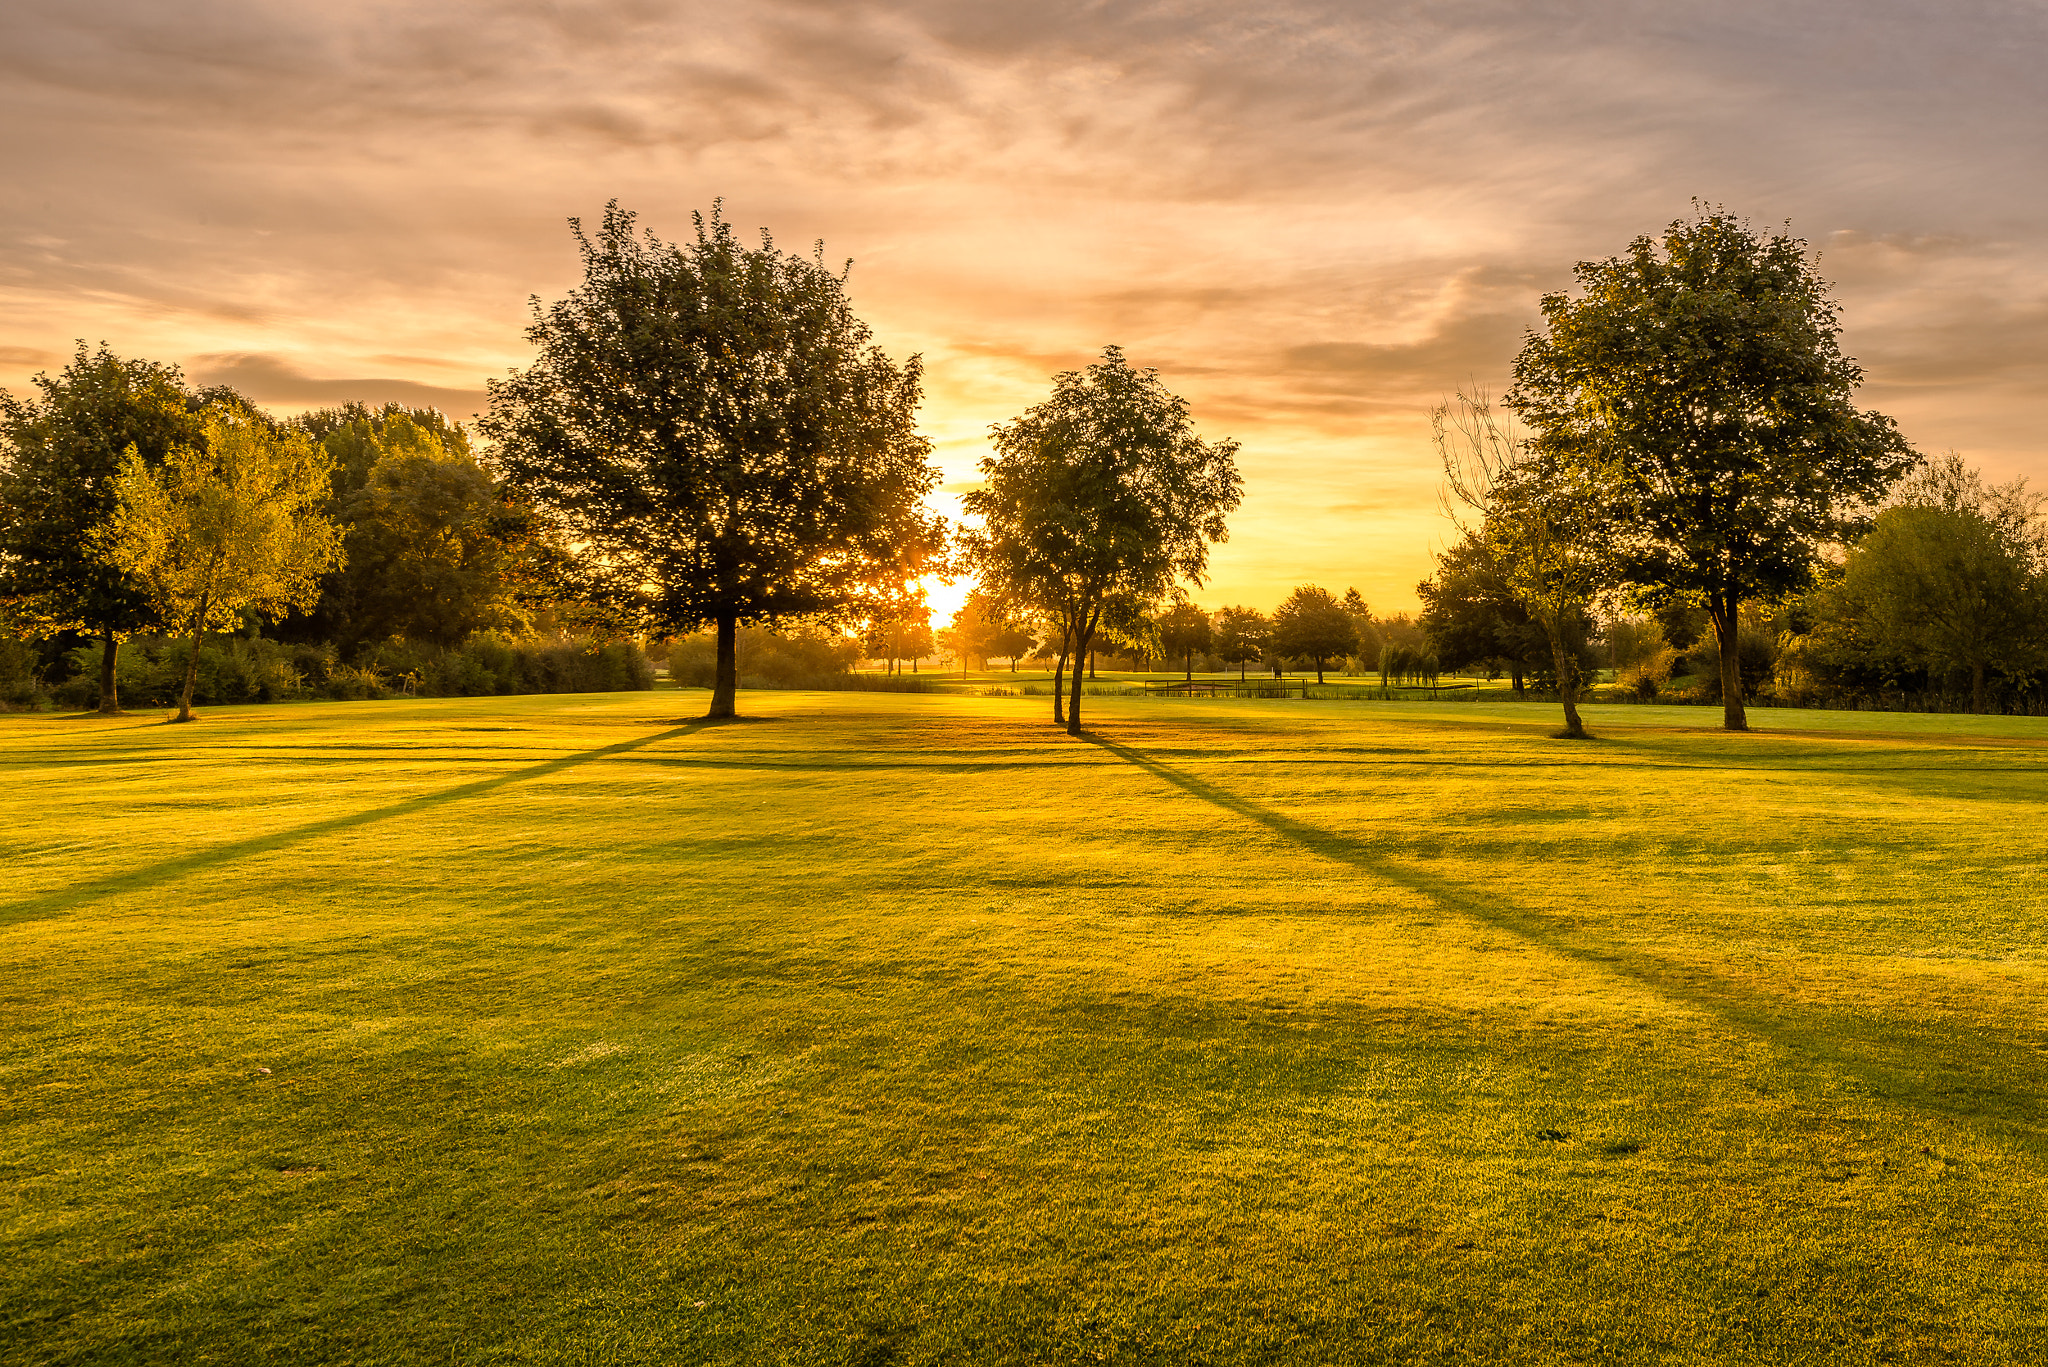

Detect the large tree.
xmin=1508 ymin=209 xmax=1916 ymax=731
xmin=481 ymin=203 xmax=945 ymax=719
xmin=0 ymin=345 xmax=206 ymax=713
xmin=102 ymin=412 xmax=344 ymax=722
xmin=964 ymin=347 xmax=1240 ymax=734
xmin=1270 ymin=584 xmax=1356 ymax=684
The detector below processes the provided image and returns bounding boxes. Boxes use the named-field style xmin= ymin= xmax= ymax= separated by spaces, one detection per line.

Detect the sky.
xmin=4 ymin=0 xmax=2046 ymax=623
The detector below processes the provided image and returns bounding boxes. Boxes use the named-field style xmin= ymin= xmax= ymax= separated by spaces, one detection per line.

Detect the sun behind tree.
xmin=481 ymin=202 xmax=946 ymax=720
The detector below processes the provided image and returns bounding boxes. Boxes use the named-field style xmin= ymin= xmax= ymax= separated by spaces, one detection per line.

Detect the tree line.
xmin=7 ymin=201 xmax=2033 ymax=730
xmin=1416 ymin=208 xmax=2042 ymax=734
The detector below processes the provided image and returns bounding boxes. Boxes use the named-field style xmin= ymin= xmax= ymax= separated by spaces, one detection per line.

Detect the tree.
xmin=101 ymin=412 xmax=344 ymax=722
xmin=943 ymin=589 xmax=1009 ymax=674
xmin=0 ymin=344 xmax=206 ymax=713
xmin=963 ymin=347 xmax=1241 ymax=734
xmin=988 ymin=619 xmax=1036 ymax=671
xmin=290 ymin=408 xmax=550 ymax=651
xmin=1156 ymin=600 xmax=1212 ymax=681
xmin=1270 ymin=584 xmax=1357 ymax=684
xmin=1418 ymin=531 xmax=1551 ymax=695
xmin=1437 ymin=391 xmax=1617 ymax=738
xmin=1815 ymin=454 xmax=2044 ymax=712
xmin=864 ymin=595 xmax=933 ymax=675
xmin=1508 ymin=208 xmax=1917 ymax=731
xmin=1340 ymin=588 xmax=1378 ymax=667
xmin=481 ymin=203 xmax=945 ymax=720
xmin=1212 ymin=606 xmax=1269 ymax=682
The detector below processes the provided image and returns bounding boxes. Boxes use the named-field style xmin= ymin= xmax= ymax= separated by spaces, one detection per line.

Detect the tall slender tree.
xmin=1508 ymin=209 xmax=1915 ymax=731
xmin=1437 ymin=391 xmax=1616 ymax=738
xmin=1156 ymin=600 xmax=1213 ymax=682
xmin=964 ymin=347 xmax=1240 ymax=735
xmin=482 ymin=203 xmax=945 ymax=719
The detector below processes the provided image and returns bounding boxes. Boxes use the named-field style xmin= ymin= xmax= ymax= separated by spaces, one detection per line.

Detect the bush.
xmin=365 ymin=635 xmax=654 ymax=697
xmin=667 ymin=627 xmax=860 ymax=688
xmin=38 ymin=632 xmax=653 ymax=708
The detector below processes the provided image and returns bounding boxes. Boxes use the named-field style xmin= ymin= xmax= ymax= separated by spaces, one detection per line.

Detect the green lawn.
xmin=4 ymin=690 xmax=2046 ymax=1364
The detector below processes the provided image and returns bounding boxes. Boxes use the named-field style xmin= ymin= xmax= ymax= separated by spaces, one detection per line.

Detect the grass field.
xmin=5 ymin=689 xmax=2047 ymax=1364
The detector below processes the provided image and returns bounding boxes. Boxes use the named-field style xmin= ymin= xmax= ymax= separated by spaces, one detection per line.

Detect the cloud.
xmin=188 ymin=353 xmax=488 ymax=417
xmin=1 ymin=0 xmax=2045 ymax=611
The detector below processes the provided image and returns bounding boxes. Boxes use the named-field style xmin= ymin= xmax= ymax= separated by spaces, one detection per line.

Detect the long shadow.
xmin=2 ymin=720 xmax=715 ymax=927
xmin=1080 ymin=729 xmax=2048 ymax=1156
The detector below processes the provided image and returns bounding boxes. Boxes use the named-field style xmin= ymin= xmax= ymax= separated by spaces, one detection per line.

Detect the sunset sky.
xmin=4 ymin=1 xmax=2045 ymax=622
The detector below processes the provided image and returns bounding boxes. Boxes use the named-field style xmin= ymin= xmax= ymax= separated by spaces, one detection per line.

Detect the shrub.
xmin=667 ymin=627 xmax=860 ymax=688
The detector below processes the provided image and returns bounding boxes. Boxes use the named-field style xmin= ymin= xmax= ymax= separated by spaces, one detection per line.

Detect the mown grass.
xmin=4 ymin=690 xmax=2047 ymax=1365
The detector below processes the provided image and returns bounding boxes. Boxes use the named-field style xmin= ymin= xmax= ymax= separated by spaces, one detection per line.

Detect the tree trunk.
xmin=175 ymin=593 xmax=211 ymax=723
xmin=1315 ymin=657 xmax=1325 ymax=685
xmin=1972 ymin=660 xmax=1985 ymax=715
xmin=708 ymin=611 xmax=738 ymax=718
xmin=1711 ymin=599 xmax=1747 ymax=731
xmin=97 ymin=633 xmax=120 ymax=715
xmin=1239 ymin=659 xmax=1246 ymax=682
xmin=1510 ymin=664 xmax=1525 ymax=699
xmin=1548 ymin=626 xmax=1588 ymax=739
xmin=1067 ymin=625 xmax=1094 ymax=735
xmin=1184 ymin=649 xmax=1193 ymax=683
xmin=1052 ymin=639 xmax=1067 ymax=726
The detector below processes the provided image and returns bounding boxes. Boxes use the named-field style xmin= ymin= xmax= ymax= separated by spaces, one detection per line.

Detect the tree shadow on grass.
xmin=1078 ymin=729 xmax=2048 ymax=1157
xmin=1 ymin=720 xmax=715 ymax=928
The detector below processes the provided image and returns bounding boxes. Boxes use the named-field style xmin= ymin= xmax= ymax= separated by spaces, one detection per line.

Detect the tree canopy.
xmin=1507 ymin=209 xmax=1916 ymax=731
xmin=0 ymin=344 xmax=210 ymax=712
xmin=102 ymin=412 xmax=344 ymax=721
xmin=964 ymin=347 xmax=1240 ymax=734
xmin=1270 ymin=584 xmax=1356 ymax=684
xmin=1808 ymin=453 xmax=2045 ymax=712
xmin=1212 ymin=606 xmax=1269 ymax=681
xmin=481 ymin=202 xmax=945 ymax=718
xmin=1418 ymin=531 xmax=1552 ymax=695
xmin=288 ymin=405 xmax=558 ymax=651
xmin=1156 ymin=600 xmax=1213 ymax=681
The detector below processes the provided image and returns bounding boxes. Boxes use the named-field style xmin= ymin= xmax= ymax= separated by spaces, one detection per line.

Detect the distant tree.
xmin=1156 ymin=600 xmax=1213 ymax=681
xmin=102 ymin=413 xmax=344 ymax=722
xmin=0 ymin=344 xmax=207 ymax=713
xmin=1212 ymin=605 xmax=1269 ymax=682
xmin=1508 ymin=208 xmax=1917 ymax=731
xmin=287 ymin=408 xmax=552 ymax=651
xmin=963 ymin=347 xmax=1241 ymax=734
xmin=482 ymin=203 xmax=945 ymax=720
xmin=988 ymin=619 xmax=1036 ymax=671
xmin=1418 ymin=531 xmax=1551 ymax=695
xmin=1270 ymin=584 xmax=1357 ymax=684
xmin=865 ymin=595 xmax=933 ymax=675
xmin=941 ymin=590 xmax=1004 ymax=674
xmin=1438 ymin=391 xmax=1617 ymax=738
xmin=1340 ymin=588 xmax=1377 ymax=667
xmin=1813 ymin=454 xmax=2045 ymax=712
